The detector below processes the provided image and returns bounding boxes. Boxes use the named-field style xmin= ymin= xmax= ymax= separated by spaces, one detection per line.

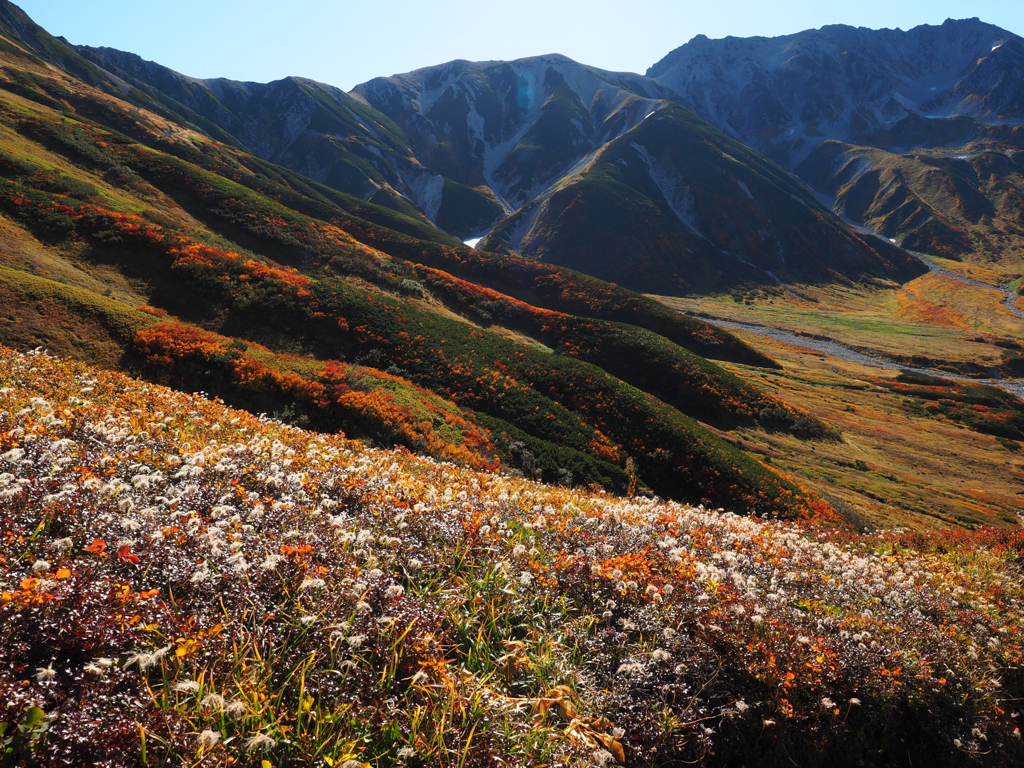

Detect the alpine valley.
xmin=2 ymin=1 xmax=1024 ymax=766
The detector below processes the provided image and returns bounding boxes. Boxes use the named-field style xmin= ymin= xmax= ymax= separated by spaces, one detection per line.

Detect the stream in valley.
xmin=694 ymin=254 xmax=1024 ymax=398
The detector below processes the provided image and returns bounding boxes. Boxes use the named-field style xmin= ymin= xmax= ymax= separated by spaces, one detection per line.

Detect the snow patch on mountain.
xmin=504 ymin=201 xmax=546 ymax=251
xmin=465 ymin=101 xmax=486 ymax=145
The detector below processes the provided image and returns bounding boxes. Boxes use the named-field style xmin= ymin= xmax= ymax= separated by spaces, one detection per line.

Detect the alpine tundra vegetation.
xmin=1 ymin=0 xmax=1024 ymax=765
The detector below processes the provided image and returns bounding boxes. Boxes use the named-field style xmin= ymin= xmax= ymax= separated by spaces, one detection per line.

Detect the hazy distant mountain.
xmin=355 ymin=57 xmax=919 ymax=289
xmin=476 ymin=102 xmax=921 ymax=292
xmin=73 ymin=46 xmax=452 ymax=224
xmin=353 ymin=56 xmax=667 ymax=231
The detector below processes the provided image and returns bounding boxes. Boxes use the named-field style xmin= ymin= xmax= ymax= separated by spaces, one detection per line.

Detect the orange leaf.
xmin=84 ymin=539 xmax=107 ymax=555
xmin=118 ymin=546 xmax=140 ymax=565
xmin=55 ymin=568 xmax=72 ymax=579
xmin=19 ymin=577 xmax=39 ymax=591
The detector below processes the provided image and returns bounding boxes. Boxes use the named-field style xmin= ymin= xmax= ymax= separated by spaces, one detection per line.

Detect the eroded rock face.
xmin=647 ymin=18 xmax=1024 ymax=166
xmin=354 ymin=55 xmax=667 ymax=213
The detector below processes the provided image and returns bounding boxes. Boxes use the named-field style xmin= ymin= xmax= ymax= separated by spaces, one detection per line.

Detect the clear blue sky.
xmin=15 ymin=0 xmax=1024 ymax=90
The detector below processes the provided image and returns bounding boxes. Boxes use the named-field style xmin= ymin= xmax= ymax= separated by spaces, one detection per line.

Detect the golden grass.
xmin=656 ymin=278 xmax=1023 ymax=365
xmin=655 ymin=278 xmax=1024 ymax=530
xmin=714 ymin=336 xmax=1023 ymax=530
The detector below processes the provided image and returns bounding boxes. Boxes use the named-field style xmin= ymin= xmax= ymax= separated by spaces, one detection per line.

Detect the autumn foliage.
xmin=1 ymin=347 xmax=1023 ymax=766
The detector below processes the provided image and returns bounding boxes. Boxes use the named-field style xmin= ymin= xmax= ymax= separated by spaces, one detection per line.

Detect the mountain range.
xmin=0 ymin=0 xmax=1016 ymax=503
xmin=4 ymin=13 xmax=1009 ymax=289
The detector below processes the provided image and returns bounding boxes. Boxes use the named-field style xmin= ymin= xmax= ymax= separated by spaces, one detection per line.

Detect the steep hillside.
xmin=480 ymin=103 xmax=924 ymax=292
xmin=0 ymin=6 xmax=837 ymax=516
xmin=644 ymin=19 xmax=1024 ymax=283
xmin=354 ymin=56 xmax=665 ymax=225
xmin=798 ymin=132 xmax=1024 ymax=269
xmin=72 ymin=46 xmax=459 ymax=225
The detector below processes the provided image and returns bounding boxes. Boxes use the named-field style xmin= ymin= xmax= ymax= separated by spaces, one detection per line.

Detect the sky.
xmin=15 ymin=0 xmax=1024 ymax=91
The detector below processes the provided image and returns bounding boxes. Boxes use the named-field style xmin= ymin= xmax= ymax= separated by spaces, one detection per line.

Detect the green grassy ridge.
xmin=483 ymin=103 xmax=926 ymax=293
xmin=0 ymin=264 xmax=156 ymax=342
xmin=0 ymin=265 xmax=499 ymax=470
xmin=396 ymin=241 xmax=780 ymax=367
xmin=412 ymin=265 xmax=799 ymax=428
xmin=2 ymin=72 xmax=459 ymax=250
xmin=302 ymin=280 xmax=809 ymax=515
xmin=0 ymin=4 xmax=247 ymax=150
xmin=0 ymin=170 xmax=807 ymax=513
xmin=4 ymin=96 xmax=776 ymax=373
xmin=434 ymin=177 xmax=503 ymax=238
xmin=184 ymin=144 xmax=460 ymax=248
xmin=0 ymin=2 xmax=113 ymax=91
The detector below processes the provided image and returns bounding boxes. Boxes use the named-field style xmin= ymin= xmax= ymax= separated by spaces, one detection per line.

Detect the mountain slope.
xmin=354 ymin=55 xmax=666 ymax=219
xmin=0 ymin=0 xmax=938 ymax=292
xmin=648 ymin=18 xmax=1024 ymax=167
xmin=797 ymin=134 xmax=1024 ymax=265
xmin=480 ymin=103 xmax=924 ymax=292
xmin=0 ymin=6 xmax=834 ymax=516
xmin=72 ymin=45 xmax=445 ymax=220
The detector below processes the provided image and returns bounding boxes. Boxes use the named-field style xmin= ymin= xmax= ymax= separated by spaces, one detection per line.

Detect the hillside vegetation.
xmin=2 ymin=347 xmax=1024 ymax=767
xmin=798 ymin=134 xmax=1024 ymax=273
xmin=481 ymin=105 xmax=924 ymax=293
xmin=0 ymin=16 xmax=838 ymax=516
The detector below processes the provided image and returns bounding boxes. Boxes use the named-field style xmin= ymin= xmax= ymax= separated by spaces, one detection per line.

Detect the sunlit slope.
xmin=799 ymin=133 xmax=1024 ymax=272
xmin=0 ymin=20 xmax=830 ymax=514
xmin=2 ymin=347 xmax=1023 ymax=766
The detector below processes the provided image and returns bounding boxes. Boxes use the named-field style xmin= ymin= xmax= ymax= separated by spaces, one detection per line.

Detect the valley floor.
xmin=656 ymin=266 xmax=1024 ymax=531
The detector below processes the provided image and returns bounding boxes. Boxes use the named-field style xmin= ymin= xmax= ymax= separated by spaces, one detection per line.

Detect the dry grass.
xmin=654 ymin=276 xmax=1024 ymax=530
xmin=657 ymin=277 xmax=1024 ymax=366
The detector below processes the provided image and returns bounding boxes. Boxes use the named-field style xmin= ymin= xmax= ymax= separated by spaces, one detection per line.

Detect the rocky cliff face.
xmin=648 ymin=18 xmax=1024 ymax=166
xmin=354 ymin=56 xmax=667 ymax=216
